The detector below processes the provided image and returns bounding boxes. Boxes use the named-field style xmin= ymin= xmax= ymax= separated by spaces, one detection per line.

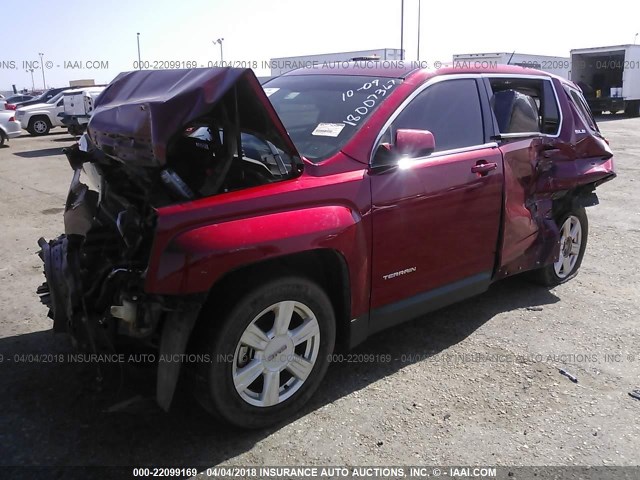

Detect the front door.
xmin=369 ymin=77 xmax=503 ymax=328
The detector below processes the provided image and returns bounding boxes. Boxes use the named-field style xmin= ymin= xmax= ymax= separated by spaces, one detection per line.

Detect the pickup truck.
xmin=36 ymin=65 xmax=615 ymax=428
xmin=15 ymin=90 xmax=69 ymax=135
xmin=59 ymin=86 xmax=105 ymax=136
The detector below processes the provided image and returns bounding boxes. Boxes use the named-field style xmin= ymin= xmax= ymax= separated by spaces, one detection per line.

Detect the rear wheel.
xmin=28 ymin=117 xmax=51 ymax=136
xmin=193 ymin=276 xmax=335 ymax=428
xmin=0 ymin=131 xmax=6 ymax=146
xmin=532 ymin=207 xmax=588 ymax=286
xmin=625 ymin=101 xmax=640 ymax=118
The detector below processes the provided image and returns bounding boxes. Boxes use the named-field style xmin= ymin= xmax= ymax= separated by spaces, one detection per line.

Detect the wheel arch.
xmin=196 ymin=248 xmax=352 ymax=348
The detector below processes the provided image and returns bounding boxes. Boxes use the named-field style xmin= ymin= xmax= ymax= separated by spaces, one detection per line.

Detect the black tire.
xmin=625 ymin=101 xmax=640 ymax=118
xmin=0 ymin=131 xmax=6 ymax=146
xmin=68 ymin=125 xmax=85 ymax=137
xmin=28 ymin=116 xmax=51 ymax=136
xmin=531 ymin=207 xmax=588 ymax=287
xmin=193 ymin=276 xmax=336 ymax=429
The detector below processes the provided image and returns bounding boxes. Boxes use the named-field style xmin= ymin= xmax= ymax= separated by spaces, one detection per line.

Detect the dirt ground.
xmin=0 ymin=119 xmax=638 ymax=474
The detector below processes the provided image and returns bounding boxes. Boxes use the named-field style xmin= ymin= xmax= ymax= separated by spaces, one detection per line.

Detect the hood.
xmin=87 ymin=68 xmax=301 ymax=167
xmin=17 ymin=102 xmax=53 ymax=112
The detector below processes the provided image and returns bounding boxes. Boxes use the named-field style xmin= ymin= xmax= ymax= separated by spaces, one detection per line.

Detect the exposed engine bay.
xmin=36 ymin=68 xmax=303 ymax=408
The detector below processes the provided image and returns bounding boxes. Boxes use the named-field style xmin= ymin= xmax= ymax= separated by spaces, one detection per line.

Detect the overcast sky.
xmin=1 ymin=0 xmax=639 ymax=92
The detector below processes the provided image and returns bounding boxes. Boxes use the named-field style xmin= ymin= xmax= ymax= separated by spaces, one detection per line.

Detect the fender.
xmin=145 ymin=204 xmax=370 ymax=314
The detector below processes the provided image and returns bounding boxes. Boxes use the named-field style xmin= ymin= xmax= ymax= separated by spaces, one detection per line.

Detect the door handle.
xmin=471 ymin=161 xmax=498 ymax=175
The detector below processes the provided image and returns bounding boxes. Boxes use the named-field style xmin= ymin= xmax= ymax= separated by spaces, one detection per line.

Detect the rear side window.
xmin=488 ymin=77 xmax=561 ymax=135
xmin=389 ymin=79 xmax=484 ymax=152
xmin=565 ymin=87 xmax=598 ymax=132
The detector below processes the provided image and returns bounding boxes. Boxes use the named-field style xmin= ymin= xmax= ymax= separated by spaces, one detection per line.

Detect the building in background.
xmin=452 ymin=52 xmax=571 ymax=78
xmin=268 ymin=48 xmax=404 ymax=77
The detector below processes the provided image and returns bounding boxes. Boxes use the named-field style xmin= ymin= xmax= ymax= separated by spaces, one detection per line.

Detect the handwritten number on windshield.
xmin=342 ymin=79 xmax=397 ymax=127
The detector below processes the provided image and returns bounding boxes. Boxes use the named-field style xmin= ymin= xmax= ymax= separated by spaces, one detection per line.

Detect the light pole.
xmin=214 ymin=38 xmax=224 ymax=65
xmin=27 ymin=68 xmax=35 ymax=91
xmin=38 ymin=53 xmax=46 ymax=89
xmin=417 ymin=0 xmax=421 ymax=61
xmin=137 ymin=33 xmax=142 ymax=69
xmin=400 ymin=0 xmax=404 ymax=60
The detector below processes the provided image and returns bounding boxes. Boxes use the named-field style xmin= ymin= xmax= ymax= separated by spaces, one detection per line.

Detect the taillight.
xmin=5 ymin=104 xmax=16 ymax=110
xmin=8 ymin=116 xmax=15 ymax=122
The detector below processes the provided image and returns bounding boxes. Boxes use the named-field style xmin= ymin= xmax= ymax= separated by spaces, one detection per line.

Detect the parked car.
xmin=15 ymin=91 xmax=69 ymax=135
xmin=0 ymin=110 xmax=22 ymax=145
xmin=12 ymin=87 xmax=70 ymax=109
xmin=1 ymin=94 xmax=34 ymax=109
xmin=36 ymin=65 xmax=615 ymax=428
xmin=59 ymin=86 xmax=106 ymax=136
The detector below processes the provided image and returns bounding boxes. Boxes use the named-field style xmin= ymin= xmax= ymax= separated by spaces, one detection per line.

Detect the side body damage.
xmin=36 ymin=66 xmax=615 ymax=414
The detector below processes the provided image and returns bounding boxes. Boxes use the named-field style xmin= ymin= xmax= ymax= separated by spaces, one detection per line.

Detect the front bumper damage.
xmin=36 ymin=145 xmax=205 ymax=409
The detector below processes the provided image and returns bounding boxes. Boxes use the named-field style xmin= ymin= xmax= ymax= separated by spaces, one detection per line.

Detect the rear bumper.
xmin=6 ymin=121 xmax=22 ymax=138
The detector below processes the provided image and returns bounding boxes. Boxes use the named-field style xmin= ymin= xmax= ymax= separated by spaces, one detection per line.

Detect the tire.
xmin=28 ymin=117 xmax=51 ymax=136
xmin=532 ymin=207 xmax=588 ymax=287
xmin=193 ymin=276 xmax=336 ymax=429
xmin=68 ymin=125 xmax=85 ymax=137
xmin=625 ymin=101 xmax=640 ymax=118
xmin=0 ymin=131 xmax=5 ymax=146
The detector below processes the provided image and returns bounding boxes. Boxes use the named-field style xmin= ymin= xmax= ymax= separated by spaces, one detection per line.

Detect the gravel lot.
xmin=0 ymin=119 xmax=638 ymax=473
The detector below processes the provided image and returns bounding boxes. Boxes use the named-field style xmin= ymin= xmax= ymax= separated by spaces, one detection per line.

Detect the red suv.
xmin=37 ymin=63 xmax=615 ymax=428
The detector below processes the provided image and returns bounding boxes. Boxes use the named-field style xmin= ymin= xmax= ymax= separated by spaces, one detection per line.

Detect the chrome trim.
xmin=480 ymin=73 xmax=563 ymax=138
xmin=369 ymin=72 xmax=564 ymax=164
xmin=397 ymin=142 xmax=499 ymax=170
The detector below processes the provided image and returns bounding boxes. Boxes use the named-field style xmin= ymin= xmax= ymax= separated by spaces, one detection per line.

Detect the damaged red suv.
xmin=37 ymin=64 xmax=615 ymax=428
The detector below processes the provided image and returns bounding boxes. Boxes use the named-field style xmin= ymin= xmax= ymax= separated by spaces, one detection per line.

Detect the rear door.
xmin=483 ymin=75 xmax=565 ymax=277
xmin=368 ymin=76 xmax=504 ymax=323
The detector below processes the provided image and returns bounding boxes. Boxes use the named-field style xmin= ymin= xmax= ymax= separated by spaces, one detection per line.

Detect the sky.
xmin=1 ymin=0 xmax=639 ymax=92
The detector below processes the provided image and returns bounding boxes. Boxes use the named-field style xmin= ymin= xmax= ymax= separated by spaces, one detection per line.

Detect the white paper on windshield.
xmin=311 ymin=123 xmax=345 ymax=137
xmin=263 ymin=87 xmax=280 ymax=97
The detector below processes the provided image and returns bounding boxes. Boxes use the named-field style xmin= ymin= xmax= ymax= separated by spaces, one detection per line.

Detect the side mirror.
xmin=395 ymin=129 xmax=435 ymax=157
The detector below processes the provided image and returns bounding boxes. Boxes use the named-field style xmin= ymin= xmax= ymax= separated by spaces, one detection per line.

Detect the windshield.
xmin=46 ymin=92 xmax=66 ymax=104
xmin=264 ymin=75 xmax=401 ymax=162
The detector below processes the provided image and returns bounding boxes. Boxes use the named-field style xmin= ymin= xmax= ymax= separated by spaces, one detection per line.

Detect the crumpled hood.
xmin=87 ymin=68 xmax=300 ymax=167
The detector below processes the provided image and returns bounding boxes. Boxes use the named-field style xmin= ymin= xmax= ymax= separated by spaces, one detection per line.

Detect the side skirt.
xmin=348 ymin=272 xmax=492 ymax=348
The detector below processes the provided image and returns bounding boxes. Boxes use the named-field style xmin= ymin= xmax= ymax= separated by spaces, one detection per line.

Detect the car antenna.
xmin=507 ymin=50 xmax=516 ymax=65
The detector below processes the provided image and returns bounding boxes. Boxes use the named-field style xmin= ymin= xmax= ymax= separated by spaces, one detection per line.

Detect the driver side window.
xmin=381 ymin=78 xmax=485 ymax=154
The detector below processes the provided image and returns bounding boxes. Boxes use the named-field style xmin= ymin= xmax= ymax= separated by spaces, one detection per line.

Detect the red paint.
xmin=143 ymin=65 xmax=615 ymax=322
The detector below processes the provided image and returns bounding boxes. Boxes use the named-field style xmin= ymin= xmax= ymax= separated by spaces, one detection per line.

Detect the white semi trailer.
xmin=570 ymin=45 xmax=640 ymax=117
xmin=452 ymin=52 xmax=571 ymax=78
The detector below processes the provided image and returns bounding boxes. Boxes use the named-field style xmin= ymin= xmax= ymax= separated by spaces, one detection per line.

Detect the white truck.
xmin=15 ymin=91 xmax=68 ymax=136
xmin=59 ymin=86 xmax=105 ymax=136
xmin=570 ymin=45 xmax=640 ymax=117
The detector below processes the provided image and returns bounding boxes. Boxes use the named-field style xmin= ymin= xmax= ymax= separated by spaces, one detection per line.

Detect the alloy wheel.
xmin=554 ymin=215 xmax=582 ymax=279
xmin=232 ymin=300 xmax=321 ymax=407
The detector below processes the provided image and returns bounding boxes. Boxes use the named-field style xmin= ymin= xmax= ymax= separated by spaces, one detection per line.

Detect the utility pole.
xmin=27 ymin=69 xmax=35 ymax=91
xmin=38 ymin=53 xmax=46 ymax=89
xmin=214 ymin=38 xmax=224 ymax=64
xmin=417 ymin=0 xmax=421 ymax=61
xmin=400 ymin=0 xmax=404 ymax=60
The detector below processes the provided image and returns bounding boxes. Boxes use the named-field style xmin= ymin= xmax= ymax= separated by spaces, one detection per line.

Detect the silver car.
xmin=0 ymin=110 xmax=22 ymax=146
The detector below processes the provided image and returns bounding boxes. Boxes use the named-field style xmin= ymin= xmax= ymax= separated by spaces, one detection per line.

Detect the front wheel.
xmin=28 ymin=117 xmax=51 ymax=136
xmin=193 ymin=276 xmax=336 ymax=428
xmin=532 ymin=207 xmax=588 ymax=286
